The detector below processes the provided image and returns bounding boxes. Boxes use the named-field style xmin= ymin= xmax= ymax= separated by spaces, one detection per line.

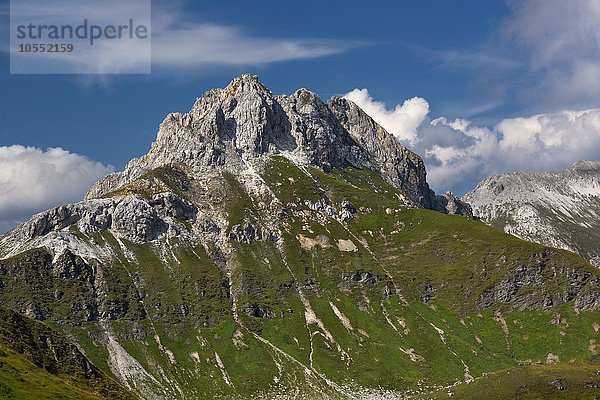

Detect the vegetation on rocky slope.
xmin=464 ymin=160 xmax=600 ymax=266
xmin=0 ymin=157 xmax=598 ymax=399
xmin=0 ymin=306 xmax=132 ymax=399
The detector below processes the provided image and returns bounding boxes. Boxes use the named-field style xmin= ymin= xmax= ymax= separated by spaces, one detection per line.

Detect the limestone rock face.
xmin=85 ymin=74 xmax=465 ymax=215
xmin=111 ymin=199 xmax=168 ymax=243
xmin=327 ymin=96 xmax=437 ymax=209
xmin=0 ymin=192 xmax=198 ymax=258
xmin=464 ymin=161 xmax=600 ymax=265
xmin=229 ymin=223 xmax=277 ymax=243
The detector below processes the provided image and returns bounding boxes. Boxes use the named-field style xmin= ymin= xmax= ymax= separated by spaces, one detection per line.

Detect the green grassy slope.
xmin=0 ymin=156 xmax=598 ymax=399
xmin=418 ymin=363 xmax=600 ymax=400
xmin=0 ymin=307 xmax=132 ymax=400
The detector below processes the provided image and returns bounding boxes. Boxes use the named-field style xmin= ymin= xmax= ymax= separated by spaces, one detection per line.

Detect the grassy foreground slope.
xmin=0 ymin=307 xmax=132 ymax=400
xmin=0 ymin=156 xmax=597 ymax=399
xmin=418 ymin=363 xmax=600 ymax=399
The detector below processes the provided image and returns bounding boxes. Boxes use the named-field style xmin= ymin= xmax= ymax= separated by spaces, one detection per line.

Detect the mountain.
xmin=0 ymin=74 xmax=598 ymax=399
xmin=83 ymin=74 xmax=470 ymax=216
xmin=464 ymin=161 xmax=600 ymax=267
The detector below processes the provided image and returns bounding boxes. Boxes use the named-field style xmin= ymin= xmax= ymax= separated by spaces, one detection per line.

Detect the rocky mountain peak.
xmin=83 ymin=74 xmax=469 ymax=215
xmin=222 ymin=73 xmax=269 ymax=96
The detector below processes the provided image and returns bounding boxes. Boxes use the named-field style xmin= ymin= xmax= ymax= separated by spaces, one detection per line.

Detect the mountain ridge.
xmin=464 ymin=160 xmax=600 ymax=267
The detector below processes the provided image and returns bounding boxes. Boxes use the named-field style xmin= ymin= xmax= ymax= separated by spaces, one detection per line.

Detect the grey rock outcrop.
xmin=241 ymin=303 xmax=274 ymax=319
xmin=477 ymin=249 xmax=599 ymax=310
xmin=436 ymin=191 xmax=473 ymax=218
xmin=338 ymin=201 xmax=356 ymax=222
xmin=345 ymin=271 xmax=382 ymax=284
xmin=111 ymin=198 xmax=168 ymax=243
xmin=229 ymin=223 xmax=277 ymax=243
xmin=0 ymin=192 xmax=198 ymax=258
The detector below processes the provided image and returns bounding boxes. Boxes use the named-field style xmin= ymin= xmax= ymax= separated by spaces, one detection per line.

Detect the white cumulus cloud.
xmin=410 ymin=0 xmax=600 ymax=111
xmin=345 ymin=91 xmax=600 ymax=195
xmin=0 ymin=145 xmax=113 ymax=233
xmin=343 ymin=89 xmax=429 ymax=146
xmin=425 ymin=110 xmax=600 ymax=193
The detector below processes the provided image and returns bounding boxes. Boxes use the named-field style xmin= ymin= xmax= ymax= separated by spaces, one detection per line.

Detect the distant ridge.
xmin=464 ymin=160 xmax=600 ymax=266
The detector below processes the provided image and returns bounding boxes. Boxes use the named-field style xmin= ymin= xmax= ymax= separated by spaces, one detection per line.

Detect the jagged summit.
xmin=2 ymin=74 xmax=474 ymax=259
xmin=85 ymin=74 xmax=470 ymax=215
xmin=221 ymin=73 xmax=271 ymax=96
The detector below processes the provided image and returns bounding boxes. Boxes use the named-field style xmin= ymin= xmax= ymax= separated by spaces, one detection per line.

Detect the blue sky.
xmin=2 ymin=0 xmax=600 ymax=232
xmin=1 ymin=1 xmax=510 ymax=162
